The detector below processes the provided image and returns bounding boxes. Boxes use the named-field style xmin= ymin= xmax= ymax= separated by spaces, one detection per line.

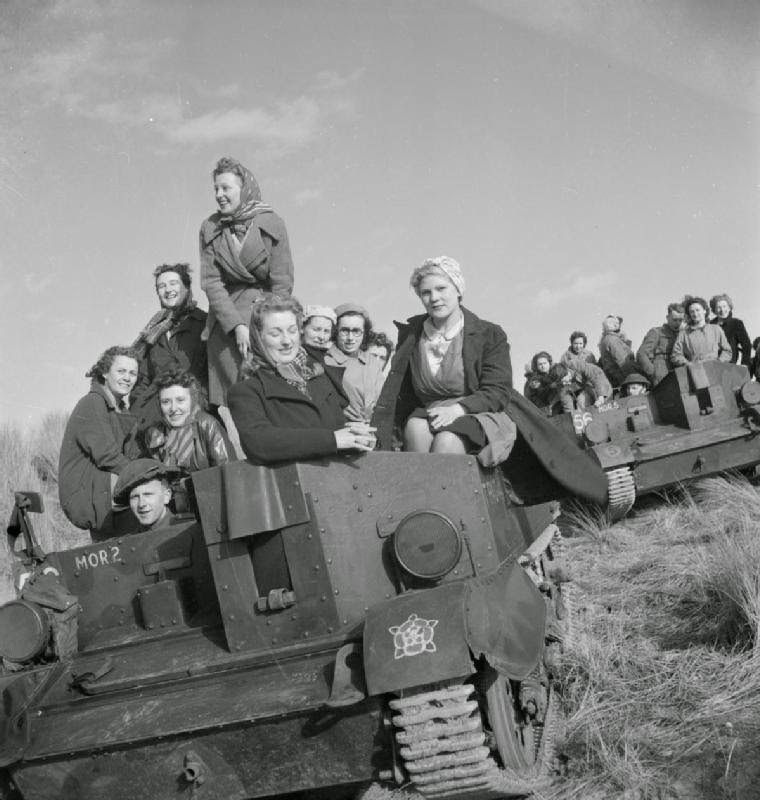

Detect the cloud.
xmin=160 ymin=97 xmax=321 ymax=148
xmin=471 ymin=0 xmax=760 ymax=112
xmin=533 ymin=271 xmax=616 ymax=310
xmin=293 ymin=188 xmax=323 ymax=206
xmin=313 ymin=68 xmax=364 ymax=92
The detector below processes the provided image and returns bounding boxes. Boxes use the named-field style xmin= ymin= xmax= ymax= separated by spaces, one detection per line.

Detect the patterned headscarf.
xmin=410 ymin=256 xmax=466 ymax=297
xmin=216 ymin=158 xmax=273 ymax=238
xmin=245 ymin=311 xmax=324 ymax=395
xmin=133 ymin=290 xmax=197 ymax=351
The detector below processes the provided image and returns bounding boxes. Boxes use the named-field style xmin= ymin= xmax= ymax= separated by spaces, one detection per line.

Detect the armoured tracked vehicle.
xmin=559 ymin=360 xmax=760 ymax=518
xmin=1 ymin=452 xmax=577 ymax=800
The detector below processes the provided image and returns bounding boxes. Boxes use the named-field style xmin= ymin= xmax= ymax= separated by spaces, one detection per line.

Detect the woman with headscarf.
xmin=372 ymin=257 xmax=608 ymax=504
xmin=598 ymin=314 xmax=637 ymax=388
xmin=227 ymin=295 xmax=376 ymax=465
xmin=200 ymin=157 xmax=294 ymax=408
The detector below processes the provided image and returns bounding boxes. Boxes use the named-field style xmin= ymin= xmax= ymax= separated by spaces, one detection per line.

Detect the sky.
xmin=1 ymin=0 xmax=758 ymax=424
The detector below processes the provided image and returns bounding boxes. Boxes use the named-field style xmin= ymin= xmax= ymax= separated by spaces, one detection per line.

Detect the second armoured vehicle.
xmin=558 ymin=360 xmax=760 ymax=517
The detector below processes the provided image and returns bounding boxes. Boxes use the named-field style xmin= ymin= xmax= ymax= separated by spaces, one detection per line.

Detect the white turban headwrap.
xmin=303 ymin=305 xmax=337 ymax=325
xmin=410 ymin=256 xmax=465 ymax=297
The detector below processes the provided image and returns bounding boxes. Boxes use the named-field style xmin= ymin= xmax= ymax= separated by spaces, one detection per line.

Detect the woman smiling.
xmin=227 ymin=295 xmax=376 ymax=465
xmin=200 ymin=157 xmax=294 ymax=408
xmin=144 ymin=369 xmax=234 ymax=472
xmin=58 ymin=346 xmax=142 ymax=538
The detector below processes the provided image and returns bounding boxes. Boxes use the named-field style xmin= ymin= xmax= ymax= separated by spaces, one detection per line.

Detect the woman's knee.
xmin=404 ymin=417 xmax=434 ymax=452
xmin=431 ymin=431 xmax=468 ymax=454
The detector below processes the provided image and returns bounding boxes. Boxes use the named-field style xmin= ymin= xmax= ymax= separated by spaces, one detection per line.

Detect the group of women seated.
xmin=57 ymin=156 xmax=607 ymax=539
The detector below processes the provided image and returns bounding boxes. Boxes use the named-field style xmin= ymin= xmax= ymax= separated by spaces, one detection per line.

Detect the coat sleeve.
xmin=607 ymin=335 xmax=634 ymax=371
xmin=636 ymin=328 xmax=658 ymax=379
xmin=717 ymin=328 xmax=732 ymax=362
xmin=200 ymin=224 xmax=246 ymax=334
xmin=262 ymin=217 xmax=294 ymax=297
xmin=198 ymin=415 xmax=235 ymax=467
xmin=227 ymin=381 xmax=338 ymax=465
xmin=70 ymin=396 xmax=131 ymax=474
xmin=736 ymin=320 xmax=752 ymax=366
xmin=583 ymin=364 xmax=612 ymax=399
xmin=459 ymin=325 xmax=512 ymax=414
xmin=671 ymin=330 xmax=688 ymax=365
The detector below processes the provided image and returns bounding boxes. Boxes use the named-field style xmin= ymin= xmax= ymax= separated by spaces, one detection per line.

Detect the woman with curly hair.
xmin=672 ymin=296 xmax=732 ymax=365
xmin=200 ymin=156 xmax=294 ymax=408
xmin=58 ymin=346 xmax=142 ymax=538
xmin=144 ymin=369 xmax=234 ymax=472
xmin=709 ymin=293 xmax=751 ymax=367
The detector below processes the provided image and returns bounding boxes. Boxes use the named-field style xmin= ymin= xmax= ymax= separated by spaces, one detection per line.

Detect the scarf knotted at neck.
xmin=218 ymin=160 xmax=274 ymax=239
xmin=133 ymin=294 xmax=198 ymax=353
xmin=245 ymin=318 xmax=324 ymax=396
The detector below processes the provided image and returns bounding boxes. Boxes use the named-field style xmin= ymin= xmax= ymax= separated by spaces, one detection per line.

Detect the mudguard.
xmin=0 ymin=664 xmax=63 ymax=768
xmin=363 ymin=562 xmax=546 ymax=696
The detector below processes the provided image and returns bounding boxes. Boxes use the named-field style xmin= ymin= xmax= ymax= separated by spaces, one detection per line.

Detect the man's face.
xmin=155 ymin=271 xmax=188 ymax=310
xmin=129 ymin=479 xmax=171 ymax=528
xmin=666 ymin=310 xmax=685 ymax=332
xmin=336 ymin=314 xmax=365 ymax=355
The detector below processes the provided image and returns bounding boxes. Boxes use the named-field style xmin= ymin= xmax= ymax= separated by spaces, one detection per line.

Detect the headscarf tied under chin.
xmin=244 ymin=318 xmax=324 ymax=395
xmin=217 ymin=159 xmax=273 ymax=239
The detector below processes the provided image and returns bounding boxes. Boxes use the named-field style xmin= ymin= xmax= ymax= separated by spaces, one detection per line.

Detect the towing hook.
xmin=183 ymin=751 xmax=207 ymax=786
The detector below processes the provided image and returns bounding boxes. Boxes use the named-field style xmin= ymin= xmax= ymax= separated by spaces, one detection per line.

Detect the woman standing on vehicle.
xmin=709 ymin=293 xmax=751 ymax=367
xmin=58 ymin=346 xmax=141 ymax=539
xmin=200 ymin=157 xmax=294 ymax=408
xmin=227 ymin=295 xmax=375 ymax=465
xmin=672 ymin=296 xmax=732 ymax=365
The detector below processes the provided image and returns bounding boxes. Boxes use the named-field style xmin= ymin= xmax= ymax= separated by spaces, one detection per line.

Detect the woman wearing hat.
xmin=598 ymin=315 xmax=637 ymax=388
xmin=228 ymin=295 xmax=376 ymax=465
xmin=200 ymin=156 xmax=294 ymax=408
xmin=301 ymin=304 xmax=336 ymax=353
xmin=324 ymin=302 xmax=386 ymax=422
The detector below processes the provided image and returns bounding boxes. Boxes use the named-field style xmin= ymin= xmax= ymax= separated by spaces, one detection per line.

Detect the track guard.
xmin=465 ymin=560 xmax=546 ymax=680
xmin=363 ymin=582 xmax=474 ymax=696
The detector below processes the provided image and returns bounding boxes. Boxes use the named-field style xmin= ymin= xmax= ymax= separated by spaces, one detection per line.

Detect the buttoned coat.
xmin=672 ymin=323 xmax=731 ymax=365
xmin=636 ymin=324 xmax=679 ymax=386
xmin=227 ymin=366 xmax=347 ymax=465
xmin=58 ymin=382 xmax=139 ymax=532
xmin=598 ymin=331 xmax=637 ymax=387
xmin=200 ymin=212 xmax=294 ymax=405
xmin=372 ymin=307 xmax=608 ymax=505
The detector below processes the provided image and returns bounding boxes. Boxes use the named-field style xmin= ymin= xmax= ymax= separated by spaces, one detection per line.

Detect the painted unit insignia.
xmin=389 ymin=613 xmax=438 ymax=659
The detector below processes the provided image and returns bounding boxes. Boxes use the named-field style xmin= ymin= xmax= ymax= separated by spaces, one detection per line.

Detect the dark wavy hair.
xmin=153 ymin=367 xmax=207 ymax=412
xmin=569 ymin=331 xmax=587 ymax=347
xmin=153 ymin=262 xmax=192 ymax=290
xmin=250 ymin=294 xmax=304 ymax=332
xmin=366 ymin=331 xmax=394 ymax=362
xmin=335 ymin=310 xmax=373 ymax=351
xmin=530 ymin=351 xmax=553 ymax=372
xmin=666 ymin=302 xmax=685 ymax=315
xmin=85 ymin=346 xmax=140 ymax=382
xmin=683 ymin=295 xmax=709 ymax=315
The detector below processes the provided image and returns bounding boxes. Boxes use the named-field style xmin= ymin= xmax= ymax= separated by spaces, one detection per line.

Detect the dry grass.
xmin=549 ymin=476 xmax=760 ymax=800
xmin=0 ymin=415 xmax=87 ymax=603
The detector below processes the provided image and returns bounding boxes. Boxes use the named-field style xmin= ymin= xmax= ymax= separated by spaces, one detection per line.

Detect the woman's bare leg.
xmin=431 ymin=431 xmax=468 ymax=454
xmin=404 ymin=417 xmax=435 ymax=452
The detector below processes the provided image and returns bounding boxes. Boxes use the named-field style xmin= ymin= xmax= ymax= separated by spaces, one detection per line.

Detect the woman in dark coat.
xmin=58 ymin=346 xmax=142 ymax=538
xmin=372 ymin=257 xmax=608 ymax=505
xmin=710 ymin=293 xmax=752 ymax=367
xmin=200 ymin=157 xmax=294 ymax=408
xmin=227 ymin=295 xmax=376 ymax=465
